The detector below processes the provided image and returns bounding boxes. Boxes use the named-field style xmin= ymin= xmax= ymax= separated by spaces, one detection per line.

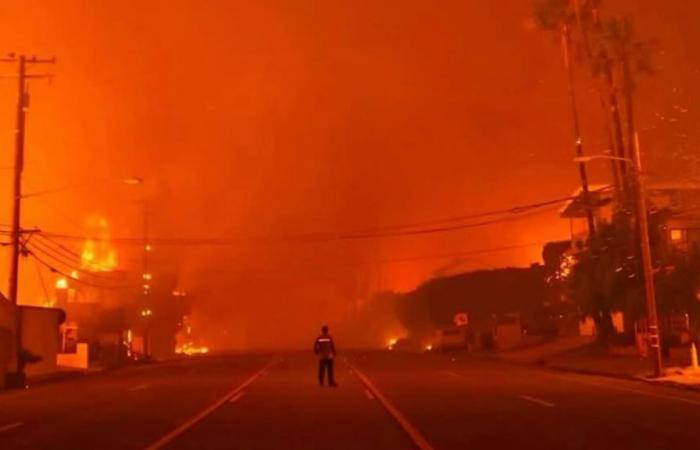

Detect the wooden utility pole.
xmin=631 ymin=133 xmax=663 ymax=377
xmin=0 ymin=53 xmax=55 ymax=385
xmin=1 ymin=54 xmax=55 ymax=304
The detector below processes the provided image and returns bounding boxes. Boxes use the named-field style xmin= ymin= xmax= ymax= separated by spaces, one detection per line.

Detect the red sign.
xmin=453 ymin=312 xmax=468 ymax=327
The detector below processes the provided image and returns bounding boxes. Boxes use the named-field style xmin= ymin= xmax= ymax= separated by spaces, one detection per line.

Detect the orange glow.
xmin=42 ymin=299 xmax=56 ymax=308
xmin=3 ymin=0 xmax=682 ymax=350
xmin=670 ymin=229 xmax=684 ymax=242
xmin=81 ymin=216 xmax=118 ymax=272
xmin=55 ymin=277 xmax=69 ymax=290
xmin=175 ymin=343 xmax=210 ymax=356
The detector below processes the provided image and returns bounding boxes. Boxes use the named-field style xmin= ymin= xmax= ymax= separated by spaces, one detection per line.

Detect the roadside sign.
xmin=453 ymin=312 xmax=468 ymax=327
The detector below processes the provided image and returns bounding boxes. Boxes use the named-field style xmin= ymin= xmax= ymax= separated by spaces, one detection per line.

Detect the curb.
xmin=545 ymin=363 xmax=700 ymax=393
xmin=484 ymin=353 xmax=700 ymax=394
xmin=24 ymin=367 xmax=104 ymax=388
xmin=544 ymin=363 xmax=641 ymax=381
xmin=641 ymin=377 xmax=700 ymax=392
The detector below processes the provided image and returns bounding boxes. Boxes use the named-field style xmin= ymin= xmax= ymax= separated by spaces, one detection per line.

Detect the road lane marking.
xmin=229 ymin=392 xmax=245 ymax=403
xmin=365 ymin=389 xmax=375 ymax=400
xmin=348 ymin=364 xmax=435 ymax=450
xmin=0 ymin=422 xmax=23 ymax=433
xmin=144 ymin=360 xmax=277 ymax=450
xmin=128 ymin=384 xmax=150 ymax=392
xmin=518 ymin=395 xmax=555 ymax=408
xmin=542 ymin=372 xmax=700 ymax=406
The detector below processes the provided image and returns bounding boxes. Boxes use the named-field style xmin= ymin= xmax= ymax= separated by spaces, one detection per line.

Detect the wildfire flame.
xmin=81 ymin=215 xmax=118 ymax=272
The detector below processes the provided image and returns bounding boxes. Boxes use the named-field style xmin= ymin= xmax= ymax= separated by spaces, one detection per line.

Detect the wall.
xmin=21 ymin=306 xmax=65 ymax=376
xmin=0 ymin=301 xmax=15 ymax=389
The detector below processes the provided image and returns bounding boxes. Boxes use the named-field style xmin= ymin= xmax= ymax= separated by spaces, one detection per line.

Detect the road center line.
xmin=365 ymin=389 xmax=375 ymax=400
xmin=542 ymin=372 xmax=700 ymax=406
xmin=229 ymin=392 xmax=245 ymax=403
xmin=348 ymin=363 xmax=435 ymax=450
xmin=143 ymin=360 xmax=277 ymax=450
xmin=0 ymin=422 xmax=24 ymax=433
xmin=518 ymin=395 xmax=555 ymax=408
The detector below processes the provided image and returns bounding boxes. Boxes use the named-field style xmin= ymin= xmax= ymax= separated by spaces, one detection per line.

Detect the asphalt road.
xmin=2 ymin=351 xmax=700 ymax=449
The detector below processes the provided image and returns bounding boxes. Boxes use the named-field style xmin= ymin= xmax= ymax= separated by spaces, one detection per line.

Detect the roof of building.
xmin=559 ymin=185 xmax=613 ymax=219
xmin=560 ymin=183 xmax=700 ymax=219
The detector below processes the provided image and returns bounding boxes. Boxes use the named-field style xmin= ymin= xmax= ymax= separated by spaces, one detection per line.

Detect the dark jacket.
xmin=314 ymin=334 xmax=336 ymax=360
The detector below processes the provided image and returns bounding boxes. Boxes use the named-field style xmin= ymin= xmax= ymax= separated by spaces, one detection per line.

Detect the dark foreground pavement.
xmin=2 ymin=351 xmax=700 ymax=449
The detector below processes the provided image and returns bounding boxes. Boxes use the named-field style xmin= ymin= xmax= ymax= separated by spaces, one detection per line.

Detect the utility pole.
xmin=631 ymin=133 xmax=663 ymax=377
xmin=0 ymin=54 xmax=55 ymax=386
xmin=560 ymin=25 xmax=597 ymax=235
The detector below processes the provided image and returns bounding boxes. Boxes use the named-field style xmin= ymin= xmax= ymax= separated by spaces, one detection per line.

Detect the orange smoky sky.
xmin=0 ymin=0 xmax=697 ymax=348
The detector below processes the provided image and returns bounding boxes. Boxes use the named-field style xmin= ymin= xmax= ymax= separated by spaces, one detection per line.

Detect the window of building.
xmin=670 ymin=229 xmax=686 ymax=243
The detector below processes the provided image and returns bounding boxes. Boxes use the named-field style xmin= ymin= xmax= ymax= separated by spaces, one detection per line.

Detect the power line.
xmin=25 ymin=240 xmax=118 ymax=281
xmin=374 ymin=241 xmax=546 ymax=264
xmin=34 ymin=233 xmax=89 ymax=265
xmin=15 ymin=186 xmax=612 ymax=247
xmin=37 ymin=189 xmax=606 ymax=246
xmin=201 ymin=241 xmax=551 ymax=276
xmin=310 ymin=192 xmax=598 ymax=237
xmin=27 ymin=251 xmax=131 ymax=290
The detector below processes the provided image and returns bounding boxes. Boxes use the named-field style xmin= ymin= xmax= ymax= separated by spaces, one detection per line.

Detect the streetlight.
xmin=573 ymin=154 xmax=633 ymax=164
xmin=576 ymin=135 xmax=663 ymax=377
xmin=122 ymin=177 xmax=144 ymax=186
xmin=22 ymin=176 xmax=144 ymax=199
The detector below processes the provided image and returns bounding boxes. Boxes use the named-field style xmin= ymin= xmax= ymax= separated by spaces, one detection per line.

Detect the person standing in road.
xmin=314 ymin=325 xmax=337 ymax=387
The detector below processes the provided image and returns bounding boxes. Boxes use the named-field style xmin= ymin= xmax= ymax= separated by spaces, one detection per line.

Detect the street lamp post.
xmin=575 ymin=135 xmax=663 ymax=377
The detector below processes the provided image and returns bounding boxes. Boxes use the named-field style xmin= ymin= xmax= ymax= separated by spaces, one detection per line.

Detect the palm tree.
xmin=534 ymin=0 xmax=598 ymax=235
xmin=589 ymin=17 xmax=654 ymax=206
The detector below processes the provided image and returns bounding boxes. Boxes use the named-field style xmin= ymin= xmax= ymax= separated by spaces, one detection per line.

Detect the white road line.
xmin=128 ymin=384 xmax=150 ymax=392
xmin=542 ymin=372 xmax=700 ymax=406
xmin=229 ymin=392 xmax=245 ymax=403
xmin=143 ymin=360 xmax=277 ymax=450
xmin=349 ymin=364 xmax=435 ymax=450
xmin=365 ymin=389 xmax=375 ymax=401
xmin=0 ymin=422 xmax=24 ymax=433
xmin=518 ymin=395 xmax=555 ymax=408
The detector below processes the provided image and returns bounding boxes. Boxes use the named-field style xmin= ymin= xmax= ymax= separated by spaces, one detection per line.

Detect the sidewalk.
xmin=26 ymin=366 xmax=104 ymax=386
xmin=496 ymin=337 xmax=700 ymax=391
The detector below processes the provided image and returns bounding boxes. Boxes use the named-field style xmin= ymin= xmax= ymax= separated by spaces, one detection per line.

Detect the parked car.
xmin=432 ymin=327 xmax=468 ymax=352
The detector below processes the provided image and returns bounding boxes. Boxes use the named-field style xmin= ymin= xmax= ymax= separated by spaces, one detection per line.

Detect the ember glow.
xmin=175 ymin=344 xmax=210 ymax=356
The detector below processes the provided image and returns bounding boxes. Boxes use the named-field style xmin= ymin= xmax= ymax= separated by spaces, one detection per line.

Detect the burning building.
xmin=54 ymin=217 xmax=190 ymax=366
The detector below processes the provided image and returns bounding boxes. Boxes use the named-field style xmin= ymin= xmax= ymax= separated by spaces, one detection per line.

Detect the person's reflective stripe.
xmin=317 ymin=338 xmax=332 ymax=342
